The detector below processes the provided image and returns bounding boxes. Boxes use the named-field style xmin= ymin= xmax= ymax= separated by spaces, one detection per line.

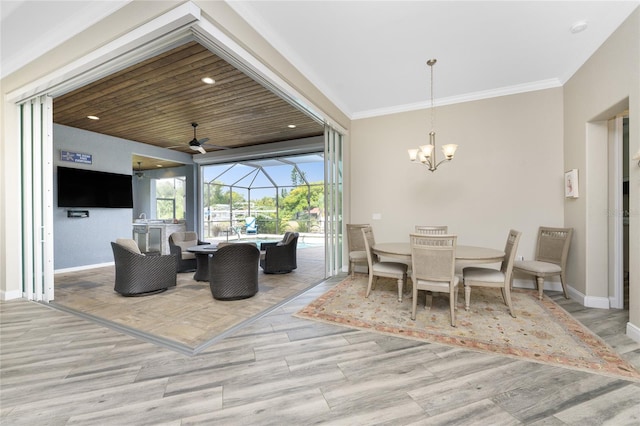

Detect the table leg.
xmin=193 ymin=253 xmax=210 ymax=281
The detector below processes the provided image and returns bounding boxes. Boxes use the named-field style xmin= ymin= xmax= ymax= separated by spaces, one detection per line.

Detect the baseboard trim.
xmin=583 ymin=295 xmax=611 ymax=309
xmin=1 ymin=289 xmax=23 ymax=301
xmin=55 ymin=262 xmax=114 ymax=274
xmin=566 ymin=286 xmax=611 ymax=309
xmin=513 ymin=279 xmax=611 ymax=310
xmin=626 ymin=322 xmax=640 ymax=343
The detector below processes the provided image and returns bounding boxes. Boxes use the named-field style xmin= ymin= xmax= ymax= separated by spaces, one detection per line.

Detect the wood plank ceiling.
xmin=53 ymin=41 xmax=324 ymax=170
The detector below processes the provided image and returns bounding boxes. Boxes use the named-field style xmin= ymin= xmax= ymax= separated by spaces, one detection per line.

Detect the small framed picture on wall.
xmin=565 ymin=169 xmax=579 ymax=198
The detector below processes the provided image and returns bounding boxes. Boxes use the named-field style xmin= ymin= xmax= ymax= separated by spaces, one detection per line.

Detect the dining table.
xmin=372 ymin=242 xmax=505 ymax=264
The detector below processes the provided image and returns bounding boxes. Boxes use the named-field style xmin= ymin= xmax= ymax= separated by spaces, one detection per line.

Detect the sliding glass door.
xmin=20 ymin=95 xmax=54 ymax=302
xmin=324 ymin=125 xmax=343 ymax=277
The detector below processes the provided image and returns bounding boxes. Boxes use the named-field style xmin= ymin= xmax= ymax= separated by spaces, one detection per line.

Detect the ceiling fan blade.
xmin=197 ymin=146 xmax=206 ymax=154
xmin=198 ymin=137 xmax=209 ymax=144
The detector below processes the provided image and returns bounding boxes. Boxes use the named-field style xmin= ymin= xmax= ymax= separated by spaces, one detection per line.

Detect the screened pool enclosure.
xmin=201 ymin=153 xmax=325 ymax=242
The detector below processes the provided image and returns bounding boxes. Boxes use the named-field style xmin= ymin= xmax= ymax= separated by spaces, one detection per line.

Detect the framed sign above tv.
xmin=57 ymin=166 xmax=133 ymax=208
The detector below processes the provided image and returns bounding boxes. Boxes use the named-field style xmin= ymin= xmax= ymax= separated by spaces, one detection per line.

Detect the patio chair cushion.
xmin=116 ymin=238 xmax=142 ymax=255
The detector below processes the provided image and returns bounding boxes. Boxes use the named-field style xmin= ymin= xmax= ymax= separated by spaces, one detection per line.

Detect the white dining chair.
xmin=410 ymin=233 xmax=459 ymax=326
xmin=513 ymin=227 xmax=573 ymax=300
xmin=362 ymin=227 xmax=408 ymax=302
xmin=347 ymin=224 xmax=370 ymax=277
xmin=462 ymin=229 xmax=521 ymax=317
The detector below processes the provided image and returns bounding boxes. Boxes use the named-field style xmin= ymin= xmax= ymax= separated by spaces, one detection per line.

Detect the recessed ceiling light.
xmin=87 ymin=115 xmax=100 ymax=120
xmin=156 ymin=164 xmax=163 ymax=168
xmin=201 ymin=77 xmax=215 ymax=85
xmin=570 ymin=21 xmax=588 ymax=34
xmin=287 ymin=124 xmax=296 ymax=128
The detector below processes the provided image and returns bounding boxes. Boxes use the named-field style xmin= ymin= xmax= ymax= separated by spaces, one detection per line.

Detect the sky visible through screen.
xmin=202 ymin=153 xmax=324 ymax=206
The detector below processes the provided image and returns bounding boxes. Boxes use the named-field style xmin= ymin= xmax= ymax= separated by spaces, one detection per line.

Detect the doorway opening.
xmin=608 ymin=113 xmax=630 ymax=310
xmin=201 ymin=153 xmax=325 ymax=246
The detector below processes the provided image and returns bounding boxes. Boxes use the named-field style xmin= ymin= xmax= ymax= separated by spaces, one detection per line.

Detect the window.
xmin=155 ymin=177 xmax=185 ymax=220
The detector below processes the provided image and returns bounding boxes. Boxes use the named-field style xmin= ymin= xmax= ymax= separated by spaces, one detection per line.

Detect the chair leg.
xmin=536 ymin=276 xmax=545 ymax=300
xmin=449 ymin=289 xmax=456 ymax=327
xmin=464 ymin=284 xmax=471 ymax=311
xmin=454 ymin=286 xmax=459 ymax=309
xmin=560 ymin=272 xmax=569 ymax=299
xmin=502 ymin=286 xmax=516 ymax=318
xmin=348 ymin=260 xmax=353 ymax=277
xmin=365 ymin=273 xmax=374 ymax=298
xmin=411 ymin=287 xmax=418 ymax=320
xmin=396 ymin=277 xmax=403 ymax=302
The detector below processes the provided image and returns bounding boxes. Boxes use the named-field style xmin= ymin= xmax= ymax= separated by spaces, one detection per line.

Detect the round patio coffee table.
xmin=187 ymin=244 xmax=218 ymax=281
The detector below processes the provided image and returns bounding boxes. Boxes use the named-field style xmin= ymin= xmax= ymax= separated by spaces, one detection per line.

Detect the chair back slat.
xmin=347 ymin=224 xmax=370 ymax=252
xmin=536 ymin=227 xmax=573 ymax=266
xmin=414 ymin=225 xmax=448 ymax=235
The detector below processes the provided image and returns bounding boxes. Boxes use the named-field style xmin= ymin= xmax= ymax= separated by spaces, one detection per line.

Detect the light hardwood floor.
xmin=1 ymin=269 xmax=639 ymax=424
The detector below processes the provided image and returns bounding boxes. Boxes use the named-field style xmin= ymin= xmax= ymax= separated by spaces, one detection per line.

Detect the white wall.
xmin=563 ymin=9 xmax=639 ymax=330
xmin=350 ymin=88 xmax=565 ymax=279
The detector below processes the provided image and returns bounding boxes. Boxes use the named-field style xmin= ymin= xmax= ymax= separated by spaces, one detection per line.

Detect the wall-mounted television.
xmin=57 ymin=166 xmax=133 ymax=208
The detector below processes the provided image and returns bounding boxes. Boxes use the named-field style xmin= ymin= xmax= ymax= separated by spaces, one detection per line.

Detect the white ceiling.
xmin=2 ymin=1 xmax=638 ymax=119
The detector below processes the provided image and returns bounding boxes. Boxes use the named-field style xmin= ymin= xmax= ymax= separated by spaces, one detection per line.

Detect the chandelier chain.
xmin=430 ymin=61 xmax=435 ymax=133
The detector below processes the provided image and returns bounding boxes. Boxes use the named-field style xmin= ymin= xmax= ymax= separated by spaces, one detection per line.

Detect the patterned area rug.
xmin=295 ymin=275 xmax=640 ymax=382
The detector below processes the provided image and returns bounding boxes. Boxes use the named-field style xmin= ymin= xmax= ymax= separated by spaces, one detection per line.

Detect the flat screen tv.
xmin=57 ymin=166 xmax=133 ymax=208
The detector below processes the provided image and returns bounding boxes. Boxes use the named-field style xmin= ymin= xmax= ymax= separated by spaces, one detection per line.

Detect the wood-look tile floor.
xmin=2 ymin=272 xmax=639 ymax=424
xmin=51 ymin=246 xmax=326 ymax=352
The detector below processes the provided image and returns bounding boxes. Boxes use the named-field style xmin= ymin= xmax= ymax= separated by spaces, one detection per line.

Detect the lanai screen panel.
xmin=202 ymin=153 xmax=324 ymax=237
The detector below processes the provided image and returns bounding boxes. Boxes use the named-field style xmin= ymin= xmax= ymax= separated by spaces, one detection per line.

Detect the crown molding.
xmin=351 ymin=78 xmax=562 ymax=120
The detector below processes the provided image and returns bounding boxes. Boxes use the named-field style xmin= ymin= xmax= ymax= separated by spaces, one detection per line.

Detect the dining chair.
xmin=414 ymin=225 xmax=448 ymax=235
xmin=347 ymin=224 xmax=370 ymax=277
xmin=362 ymin=227 xmax=408 ymax=301
xmin=410 ymin=233 xmax=459 ymax=326
xmin=513 ymin=227 xmax=573 ymax=300
xmin=462 ymin=229 xmax=521 ymax=317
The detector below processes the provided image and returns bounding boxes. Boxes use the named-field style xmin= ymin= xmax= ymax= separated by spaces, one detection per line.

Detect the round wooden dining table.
xmin=373 ymin=242 xmax=504 ymax=264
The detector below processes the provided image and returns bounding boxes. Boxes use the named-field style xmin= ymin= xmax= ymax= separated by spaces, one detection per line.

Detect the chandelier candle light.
xmin=408 ymin=59 xmax=458 ymax=172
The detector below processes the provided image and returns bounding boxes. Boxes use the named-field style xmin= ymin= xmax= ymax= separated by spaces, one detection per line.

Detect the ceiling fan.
xmin=169 ymin=122 xmax=230 ymax=154
xmin=188 ymin=122 xmax=208 ymax=154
